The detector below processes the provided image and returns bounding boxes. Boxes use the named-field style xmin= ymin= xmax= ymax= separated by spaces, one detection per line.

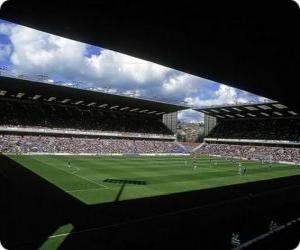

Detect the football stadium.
xmin=0 ymin=1 xmax=300 ymax=250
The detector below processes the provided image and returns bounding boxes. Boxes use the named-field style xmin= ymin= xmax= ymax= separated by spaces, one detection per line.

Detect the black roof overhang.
xmin=194 ymin=102 xmax=299 ymax=119
xmin=0 ymin=76 xmax=187 ymax=114
xmin=0 ymin=1 xmax=299 ymax=112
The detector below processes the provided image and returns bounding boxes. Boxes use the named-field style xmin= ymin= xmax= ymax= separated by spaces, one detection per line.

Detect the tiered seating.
xmin=196 ymin=143 xmax=300 ymax=162
xmin=0 ymin=135 xmax=183 ymax=154
xmin=208 ymin=118 xmax=300 ymax=141
xmin=0 ymin=99 xmax=183 ymax=154
xmin=0 ymin=100 xmax=172 ymax=135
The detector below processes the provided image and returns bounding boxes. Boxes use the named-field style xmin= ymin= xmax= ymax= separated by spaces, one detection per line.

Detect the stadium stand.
xmin=0 ymin=135 xmax=184 ymax=154
xmin=0 ymin=100 xmax=172 ymax=135
xmin=195 ymin=103 xmax=300 ymax=163
xmin=196 ymin=144 xmax=300 ymax=163
xmin=0 ymin=77 xmax=187 ymax=154
xmin=207 ymin=118 xmax=300 ymax=141
xmin=1 ymin=3 xmax=299 ymax=249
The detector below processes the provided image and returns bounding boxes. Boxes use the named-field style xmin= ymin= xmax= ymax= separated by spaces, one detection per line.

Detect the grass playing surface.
xmin=8 ymin=154 xmax=300 ymax=205
xmin=3 ymin=154 xmax=300 ymax=249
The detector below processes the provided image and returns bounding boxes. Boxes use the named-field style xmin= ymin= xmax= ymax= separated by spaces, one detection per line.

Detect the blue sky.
xmin=0 ymin=19 xmax=270 ymax=122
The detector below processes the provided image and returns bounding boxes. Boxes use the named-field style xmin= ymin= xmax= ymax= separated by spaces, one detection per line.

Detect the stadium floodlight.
xmin=16 ymin=92 xmax=25 ymax=98
xmin=47 ymin=97 xmax=56 ymax=102
xmin=288 ymin=111 xmax=298 ymax=116
xmin=273 ymin=111 xmax=283 ymax=116
xmin=221 ymin=108 xmax=230 ymax=112
xmin=260 ymin=112 xmax=270 ymax=117
xmin=232 ymin=107 xmax=242 ymax=112
xmin=87 ymin=102 xmax=96 ymax=106
xmin=156 ymin=112 xmax=165 ymax=115
xmin=216 ymin=115 xmax=225 ymax=118
xmin=258 ymin=105 xmax=272 ymax=110
xmin=61 ymin=98 xmax=71 ymax=103
xmin=0 ymin=90 xmax=7 ymax=96
xmin=33 ymin=94 xmax=41 ymax=100
xmin=272 ymin=103 xmax=287 ymax=109
xmin=98 ymin=103 xmax=108 ymax=108
xmin=75 ymin=100 xmax=84 ymax=105
xmin=129 ymin=108 xmax=139 ymax=112
xmin=245 ymin=106 xmax=258 ymax=111
xmin=247 ymin=113 xmax=256 ymax=117
xmin=147 ymin=111 xmax=157 ymax=114
xmin=139 ymin=109 xmax=149 ymax=113
xmin=119 ymin=106 xmax=130 ymax=111
xmin=225 ymin=114 xmax=234 ymax=118
xmin=235 ymin=114 xmax=245 ymax=118
xmin=109 ymin=105 xmax=119 ymax=109
xmin=210 ymin=109 xmax=219 ymax=113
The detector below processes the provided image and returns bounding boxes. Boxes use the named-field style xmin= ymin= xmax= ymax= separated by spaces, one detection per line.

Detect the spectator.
xmin=0 ymin=135 xmax=184 ymax=154
xmin=0 ymin=100 xmax=173 ymax=135
xmin=196 ymin=143 xmax=300 ymax=162
xmin=208 ymin=118 xmax=300 ymax=141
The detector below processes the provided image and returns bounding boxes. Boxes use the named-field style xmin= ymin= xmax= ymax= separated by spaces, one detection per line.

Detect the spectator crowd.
xmin=1 ymin=99 xmax=299 ymax=159
xmin=0 ymin=135 xmax=183 ymax=154
xmin=197 ymin=143 xmax=300 ymax=163
xmin=209 ymin=118 xmax=300 ymax=141
xmin=0 ymin=100 xmax=172 ymax=135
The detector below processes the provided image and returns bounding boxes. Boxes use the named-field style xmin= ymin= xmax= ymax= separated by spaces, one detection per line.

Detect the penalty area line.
xmin=58 ymin=167 xmax=109 ymax=189
xmin=69 ymin=166 xmax=80 ymax=174
xmin=66 ymin=187 xmax=107 ymax=193
xmin=34 ymin=158 xmax=109 ymax=189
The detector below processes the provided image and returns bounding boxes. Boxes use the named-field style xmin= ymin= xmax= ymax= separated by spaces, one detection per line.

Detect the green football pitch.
xmin=2 ymin=154 xmax=300 ymax=249
xmin=7 ymin=154 xmax=300 ymax=205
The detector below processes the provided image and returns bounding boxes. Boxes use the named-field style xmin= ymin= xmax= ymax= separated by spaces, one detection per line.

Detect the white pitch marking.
xmin=34 ymin=158 xmax=108 ymax=189
xmin=70 ymin=166 xmax=80 ymax=174
xmin=66 ymin=187 xmax=106 ymax=193
xmin=55 ymin=165 xmax=109 ymax=189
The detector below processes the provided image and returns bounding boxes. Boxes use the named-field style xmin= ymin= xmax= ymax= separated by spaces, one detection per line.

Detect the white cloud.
xmin=161 ymin=73 xmax=200 ymax=96
xmin=178 ymin=109 xmax=203 ymax=123
xmin=184 ymin=84 xmax=253 ymax=107
xmin=88 ymin=50 xmax=170 ymax=83
xmin=0 ymin=22 xmax=13 ymax=35
xmin=258 ymin=96 xmax=273 ymax=103
xmin=0 ymin=20 xmax=265 ymax=123
xmin=8 ymin=25 xmax=87 ymax=75
xmin=2 ymin=23 xmax=176 ymax=93
xmin=2 ymin=22 xmax=201 ymax=101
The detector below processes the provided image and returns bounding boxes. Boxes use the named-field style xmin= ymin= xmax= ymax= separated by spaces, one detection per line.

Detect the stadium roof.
xmin=194 ymin=102 xmax=299 ymax=119
xmin=0 ymin=76 xmax=188 ymax=114
xmin=0 ymin=1 xmax=299 ymax=112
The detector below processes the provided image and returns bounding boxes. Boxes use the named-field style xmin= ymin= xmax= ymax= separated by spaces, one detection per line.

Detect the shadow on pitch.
xmin=103 ymin=178 xmax=146 ymax=202
xmin=1 ymin=154 xmax=300 ymax=250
